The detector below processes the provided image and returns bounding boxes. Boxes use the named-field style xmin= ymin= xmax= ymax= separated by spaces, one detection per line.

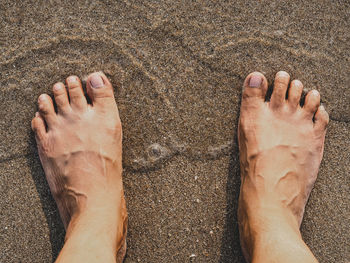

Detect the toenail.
xmin=293 ymin=80 xmax=302 ymax=86
xmin=38 ymin=94 xmax=46 ymax=102
xmin=67 ymin=76 xmax=78 ymax=83
xmin=311 ymin=90 xmax=319 ymax=96
xmin=53 ymin=84 xmax=62 ymax=91
xmin=249 ymin=75 xmax=262 ymax=87
xmin=276 ymin=71 xmax=289 ymax=77
xmin=90 ymin=74 xmax=104 ymax=88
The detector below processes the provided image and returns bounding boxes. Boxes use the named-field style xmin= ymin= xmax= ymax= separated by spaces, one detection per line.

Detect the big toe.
xmin=242 ymin=72 xmax=268 ymax=100
xmin=86 ymin=72 xmax=117 ymax=109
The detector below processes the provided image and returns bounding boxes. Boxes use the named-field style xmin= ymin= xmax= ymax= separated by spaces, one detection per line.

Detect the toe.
xmin=31 ymin=112 xmax=48 ymax=141
xmin=66 ymin=76 xmax=87 ymax=111
xmin=314 ymin=105 xmax=329 ymax=132
xmin=287 ymin=79 xmax=303 ymax=109
xmin=86 ymin=72 xmax=117 ymax=109
xmin=303 ymin=90 xmax=320 ymax=117
xmin=242 ymin=72 xmax=268 ymax=99
xmin=270 ymin=71 xmax=290 ymax=108
xmin=38 ymin=94 xmax=57 ymax=127
xmin=53 ymin=82 xmax=71 ymax=114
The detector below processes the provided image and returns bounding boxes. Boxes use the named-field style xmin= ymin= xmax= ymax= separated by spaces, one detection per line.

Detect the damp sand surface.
xmin=0 ymin=1 xmax=349 ymax=262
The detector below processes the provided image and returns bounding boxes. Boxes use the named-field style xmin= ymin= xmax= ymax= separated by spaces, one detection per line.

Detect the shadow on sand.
xmin=26 ymin=132 xmax=65 ymax=262
xmin=218 ymin=95 xmax=245 ymax=263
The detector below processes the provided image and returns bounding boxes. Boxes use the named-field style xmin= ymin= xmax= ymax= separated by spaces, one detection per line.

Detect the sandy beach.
xmin=0 ymin=0 xmax=349 ymax=262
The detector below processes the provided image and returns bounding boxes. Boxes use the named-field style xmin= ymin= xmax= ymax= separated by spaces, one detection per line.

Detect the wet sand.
xmin=0 ymin=0 xmax=349 ymax=262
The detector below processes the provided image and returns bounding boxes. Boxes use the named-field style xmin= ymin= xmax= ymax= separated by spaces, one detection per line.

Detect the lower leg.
xmin=238 ymin=71 xmax=328 ymax=262
xmin=57 ymin=200 xmax=121 ymax=263
xmin=239 ymin=195 xmax=318 ymax=263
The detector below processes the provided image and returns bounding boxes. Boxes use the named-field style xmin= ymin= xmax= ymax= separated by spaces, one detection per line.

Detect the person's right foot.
xmin=238 ymin=71 xmax=328 ymax=262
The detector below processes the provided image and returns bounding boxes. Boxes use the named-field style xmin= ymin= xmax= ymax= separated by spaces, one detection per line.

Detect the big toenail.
xmin=90 ymin=74 xmax=104 ymax=88
xmin=249 ymin=75 xmax=262 ymax=87
xmin=67 ymin=76 xmax=78 ymax=83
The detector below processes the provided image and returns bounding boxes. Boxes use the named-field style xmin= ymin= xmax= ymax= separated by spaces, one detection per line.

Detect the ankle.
xmin=65 ymin=206 xmax=117 ymax=241
xmin=238 ymin=201 xmax=301 ymax=260
xmin=240 ymin=192 xmax=300 ymax=229
xmin=249 ymin=219 xmax=318 ymax=263
xmin=64 ymin=187 xmax=125 ymax=242
xmin=57 ymin=210 xmax=119 ymax=263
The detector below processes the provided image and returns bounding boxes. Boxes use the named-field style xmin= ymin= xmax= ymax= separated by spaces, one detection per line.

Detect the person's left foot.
xmin=31 ymin=72 xmax=127 ymax=261
xmin=237 ymin=71 xmax=328 ymax=261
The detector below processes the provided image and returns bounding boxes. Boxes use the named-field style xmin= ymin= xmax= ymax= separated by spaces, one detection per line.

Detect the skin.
xmin=31 ymin=72 xmax=127 ymax=263
xmin=31 ymin=70 xmax=328 ymax=263
xmin=238 ymin=71 xmax=328 ymax=263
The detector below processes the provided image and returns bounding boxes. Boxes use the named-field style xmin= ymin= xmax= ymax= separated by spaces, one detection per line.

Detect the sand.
xmin=0 ymin=0 xmax=349 ymax=262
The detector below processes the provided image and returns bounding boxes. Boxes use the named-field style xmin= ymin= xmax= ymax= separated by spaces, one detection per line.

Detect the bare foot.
xmin=31 ymin=72 xmax=127 ymax=261
xmin=238 ymin=71 xmax=328 ymax=261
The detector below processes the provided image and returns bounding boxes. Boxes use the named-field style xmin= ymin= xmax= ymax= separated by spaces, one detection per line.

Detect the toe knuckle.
xmin=68 ymin=83 xmax=80 ymax=89
xmin=38 ymin=104 xmax=48 ymax=113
